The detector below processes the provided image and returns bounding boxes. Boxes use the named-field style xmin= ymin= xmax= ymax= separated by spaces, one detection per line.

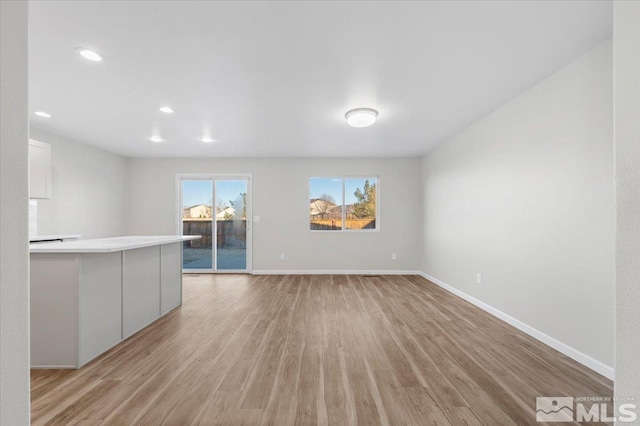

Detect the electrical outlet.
xmin=477 ymin=273 xmax=482 ymax=284
xmin=280 ymin=253 xmax=286 ymax=261
xmin=391 ymin=253 xmax=397 ymax=260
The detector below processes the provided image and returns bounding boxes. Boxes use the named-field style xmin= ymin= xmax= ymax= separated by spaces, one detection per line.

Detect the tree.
xmin=352 ymin=180 xmax=376 ymax=219
xmin=216 ymin=199 xmax=229 ymax=214
xmin=319 ymin=193 xmax=335 ymax=204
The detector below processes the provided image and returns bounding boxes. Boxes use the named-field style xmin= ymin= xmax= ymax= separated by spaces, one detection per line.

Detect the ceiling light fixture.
xmin=35 ymin=111 xmax=51 ymax=118
xmin=76 ymin=48 xmax=104 ymax=62
xmin=200 ymin=137 xmax=213 ymax=143
xmin=150 ymin=136 xmax=163 ymax=143
xmin=345 ymin=108 xmax=378 ymax=128
xmin=159 ymin=106 xmax=174 ymax=114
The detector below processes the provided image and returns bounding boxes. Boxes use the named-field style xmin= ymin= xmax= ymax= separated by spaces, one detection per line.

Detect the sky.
xmin=182 ymin=179 xmax=247 ymax=209
xmin=183 ymin=177 xmax=375 ymax=210
xmin=310 ymin=177 xmax=375 ymax=205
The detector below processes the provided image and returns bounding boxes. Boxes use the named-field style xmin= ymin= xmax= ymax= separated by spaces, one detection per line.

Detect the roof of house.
xmin=215 ymin=206 xmax=235 ymax=219
xmin=184 ymin=203 xmax=211 ymax=210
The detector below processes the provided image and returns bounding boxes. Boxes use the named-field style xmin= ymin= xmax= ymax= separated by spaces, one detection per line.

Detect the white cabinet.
xmin=29 ymin=139 xmax=52 ymax=199
xmin=29 ymin=239 xmax=192 ymax=368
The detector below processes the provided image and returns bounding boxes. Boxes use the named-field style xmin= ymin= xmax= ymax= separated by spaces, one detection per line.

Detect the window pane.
xmin=215 ymin=180 xmax=247 ymax=270
xmin=182 ymin=179 xmax=213 ymax=269
xmin=310 ymin=177 xmax=343 ymax=230
xmin=345 ymin=178 xmax=377 ymax=229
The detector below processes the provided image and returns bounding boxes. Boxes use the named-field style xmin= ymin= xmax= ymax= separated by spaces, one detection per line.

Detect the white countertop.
xmin=29 ymin=235 xmax=201 ymax=253
xmin=30 ymin=234 xmax=81 ymax=242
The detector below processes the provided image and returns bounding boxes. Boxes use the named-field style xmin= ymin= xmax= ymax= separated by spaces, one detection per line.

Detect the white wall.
xmin=126 ymin=158 xmax=422 ymax=272
xmin=420 ymin=41 xmax=614 ymax=372
xmin=614 ymin=1 xmax=640 ymax=406
xmin=29 ymin=128 xmax=128 ymax=239
xmin=0 ymin=1 xmax=30 ymax=424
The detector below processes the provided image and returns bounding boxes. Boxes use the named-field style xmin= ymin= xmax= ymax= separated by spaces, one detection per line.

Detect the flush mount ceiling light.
xmin=345 ymin=108 xmax=378 ymax=127
xmin=159 ymin=106 xmax=174 ymax=114
xmin=149 ymin=136 xmax=163 ymax=143
xmin=76 ymin=48 xmax=104 ymax=62
xmin=200 ymin=137 xmax=214 ymax=143
xmin=35 ymin=111 xmax=51 ymax=118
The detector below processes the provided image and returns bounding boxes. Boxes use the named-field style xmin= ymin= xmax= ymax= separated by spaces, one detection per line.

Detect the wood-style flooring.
xmin=31 ymin=274 xmax=613 ymax=425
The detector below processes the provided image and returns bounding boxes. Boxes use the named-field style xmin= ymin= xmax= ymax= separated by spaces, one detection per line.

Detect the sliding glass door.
xmin=179 ymin=175 xmax=250 ymax=272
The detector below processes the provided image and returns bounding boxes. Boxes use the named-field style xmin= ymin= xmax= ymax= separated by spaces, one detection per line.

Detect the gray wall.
xmin=30 ymin=128 xmax=128 ymax=239
xmin=420 ymin=41 xmax=614 ymax=369
xmin=614 ymin=0 xmax=640 ymax=407
xmin=0 ymin=1 xmax=30 ymax=424
xmin=126 ymin=157 xmax=422 ymax=272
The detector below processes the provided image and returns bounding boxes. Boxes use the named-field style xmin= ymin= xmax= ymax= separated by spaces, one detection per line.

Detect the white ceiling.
xmin=29 ymin=1 xmax=612 ymax=158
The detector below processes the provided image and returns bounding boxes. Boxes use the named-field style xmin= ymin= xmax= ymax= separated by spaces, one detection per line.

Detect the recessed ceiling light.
xmin=76 ymin=48 xmax=104 ymax=62
xmin=345 ymin=108 xmax=378 ymax=127
xmin=200 ymin=137 xmax=214 ymax=143
xmin=150 ymin=136 xmax=163 ymax=143
xmin=35 ymin=111 xmax=51 ymax=118
xmin=159 ymin=106 xmax=174 ymax=114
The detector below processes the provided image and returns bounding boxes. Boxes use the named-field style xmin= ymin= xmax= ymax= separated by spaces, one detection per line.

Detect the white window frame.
xmin=308 ymin=176 xmax=380 ymax=233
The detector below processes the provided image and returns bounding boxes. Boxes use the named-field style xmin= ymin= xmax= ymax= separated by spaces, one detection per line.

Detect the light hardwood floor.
xmin=31 ymin=274 xmax=613 ymax=425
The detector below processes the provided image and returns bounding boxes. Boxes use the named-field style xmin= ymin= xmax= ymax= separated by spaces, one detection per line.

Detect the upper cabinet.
xmin=29 ymin=139 xmax=52 ymax=199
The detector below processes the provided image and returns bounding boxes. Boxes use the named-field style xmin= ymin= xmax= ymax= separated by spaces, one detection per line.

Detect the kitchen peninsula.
xmin=30 ymin=235 xmax=200 ymax=368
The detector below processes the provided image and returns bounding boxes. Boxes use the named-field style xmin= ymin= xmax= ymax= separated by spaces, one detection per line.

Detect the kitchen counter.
xmin=30 ymin=235 xmax=201 ymax=368
xmin=29 ymin=235 xmax=199 ymax=253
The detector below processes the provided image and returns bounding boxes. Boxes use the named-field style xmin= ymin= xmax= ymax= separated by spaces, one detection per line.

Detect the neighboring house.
xmin=309 ymin=198 xmax=335 ymax=217
xmin=182 ymin=205 xmax=241 ymax=220
xmin=183 ymin=204 xmax=212 ymax=219
xmin=310 ymin=199 xmax=354 ymax=219
xmin=215 ymin=206 xmax=235 ymax=220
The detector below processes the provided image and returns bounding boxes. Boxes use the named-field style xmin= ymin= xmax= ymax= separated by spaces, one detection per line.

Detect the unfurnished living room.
xmin=0 ymin=1 xmax=639 ymax=425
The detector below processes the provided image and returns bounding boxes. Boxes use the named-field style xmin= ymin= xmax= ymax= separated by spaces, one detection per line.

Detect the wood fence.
xmin=183 ymin=218 xmax=374 ymax=242
xmin=310 ymin=219 xmax=375 ymax=230
xmin=183 ymin=219 xmax=246 ymax=248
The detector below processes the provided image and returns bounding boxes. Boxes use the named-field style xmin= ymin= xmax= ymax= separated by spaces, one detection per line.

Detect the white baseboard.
xmin=417 ymin=272 xmax=614 ymax=380
xmin=251 ymin=270 xmax=420 ymax=276
xmin=31 ymin=365 xmax=76 ymax=369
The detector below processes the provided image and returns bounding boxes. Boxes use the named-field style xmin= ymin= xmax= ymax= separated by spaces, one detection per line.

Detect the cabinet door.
xmin=160 ymin=242 xmax=182 ymax=314
xmin=78 ymin=253 xmax=122 ymax=366
xmin=29 ymin=140 xmax=52 ymax=199
xmin=122 ymin=246 xmax=161 ymax=339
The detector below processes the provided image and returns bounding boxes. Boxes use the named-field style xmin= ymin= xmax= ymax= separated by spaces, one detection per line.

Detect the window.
xmin=309 ymin=177 xmax=378 ymax=231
